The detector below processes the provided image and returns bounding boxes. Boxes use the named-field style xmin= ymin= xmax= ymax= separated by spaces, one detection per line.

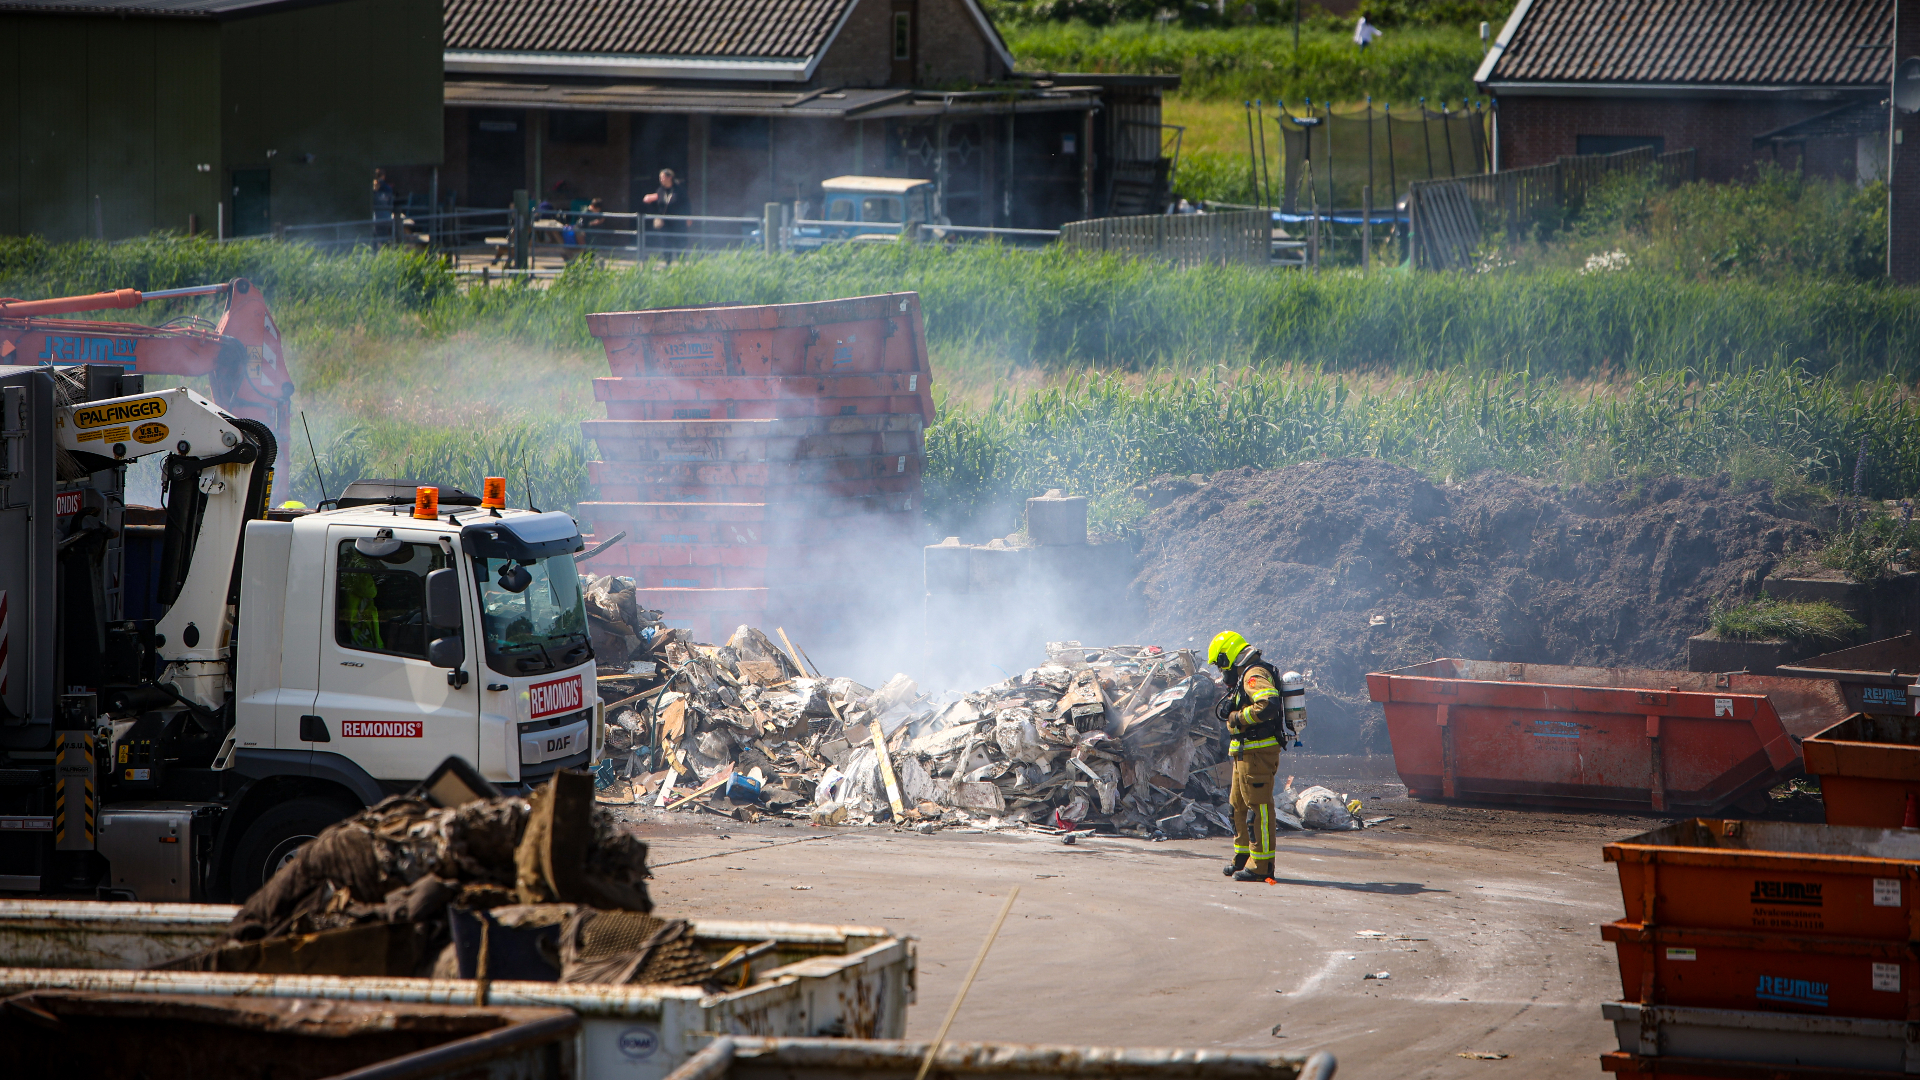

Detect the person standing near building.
xmin=642 ymin=168 xmax=683 ymax=257
xmin=1208 ymin=630 xmax=1285 ymax=884
xmin=371 ymin=168 xmax=395 ymax=223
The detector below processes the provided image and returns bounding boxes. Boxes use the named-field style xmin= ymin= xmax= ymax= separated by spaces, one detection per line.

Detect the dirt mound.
xmin=1131 ymin=459 xmax=1820 ymax=753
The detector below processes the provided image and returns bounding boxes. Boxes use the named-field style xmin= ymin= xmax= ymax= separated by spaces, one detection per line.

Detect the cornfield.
xmin=926 ymin=367 xmax=1920 ymax=534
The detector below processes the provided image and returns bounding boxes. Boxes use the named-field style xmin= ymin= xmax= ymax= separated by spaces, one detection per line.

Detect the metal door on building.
xmin=468 ymin=109 xmax=528 ymax=211
xmin=231 ymin=169 xmax=270 ymax=236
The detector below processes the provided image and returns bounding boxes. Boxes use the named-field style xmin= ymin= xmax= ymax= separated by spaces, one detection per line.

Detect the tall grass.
xmin=460 ymin=248 xmax=1920 ymax=382
xmin=1001 ymin=20 xmax=1491 ymax=103
xmin=1709 ymin=597 xmax=1860 ymax=642
xmin=926 ymin=366 xmax=1920 ymax=533
xmin=5 ymin=237 xmax=1918 ymax=526
xmin=0 ymin=235 xmax=450 ymax=327
xmin=13 ymin=239 xmax=1920 ymax=382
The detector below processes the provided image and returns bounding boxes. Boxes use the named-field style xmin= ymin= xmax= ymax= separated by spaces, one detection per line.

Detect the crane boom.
xmin=55 ymin=386 xmax=269 ymax=712
xmin=0 ymin=278 xmax=292 ymax=446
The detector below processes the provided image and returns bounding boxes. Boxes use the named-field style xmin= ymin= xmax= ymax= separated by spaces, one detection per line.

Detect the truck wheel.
xmin=227 ymin=796 xmax=359 ymax=901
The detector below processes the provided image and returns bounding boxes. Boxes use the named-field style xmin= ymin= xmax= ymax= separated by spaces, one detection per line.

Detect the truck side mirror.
xmin=425 ymin=568 xmax=462 ymax=631
xmin=425 ymin=567 xmax=467 ymax=677
xmin=428 ymin=634 xmax=466 ymax=671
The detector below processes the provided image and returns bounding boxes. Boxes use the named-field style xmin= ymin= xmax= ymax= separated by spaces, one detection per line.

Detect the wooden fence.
xmin=1408 ymin=146 xmax=1698 ymax=269
xmin=1058 ymin=209 xmax=1269 ymax=267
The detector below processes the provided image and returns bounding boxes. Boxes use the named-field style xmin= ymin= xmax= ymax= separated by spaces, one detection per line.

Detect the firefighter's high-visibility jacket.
xmin=1222 ymin=652 xmax=1284 ymax=754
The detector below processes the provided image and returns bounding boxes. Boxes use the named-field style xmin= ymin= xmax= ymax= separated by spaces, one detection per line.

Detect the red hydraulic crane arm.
xmin=0 ymin=288 xmax=145 ymax=317
xmin=0 ymin=279 xmax=292 ymax=443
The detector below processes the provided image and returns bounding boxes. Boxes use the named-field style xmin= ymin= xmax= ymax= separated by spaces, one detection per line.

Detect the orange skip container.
xmin=1801 ymin=715 xmax=1920 ymax=829
xmin=1603 ymin=819 xmax=1920 ymax=1022
xmin=1366 ymin=660 xmax=1848 ymax=814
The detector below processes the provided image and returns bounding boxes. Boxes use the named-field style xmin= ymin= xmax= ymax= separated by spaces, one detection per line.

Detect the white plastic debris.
xmin=1292 ymin=784 xmax=1361 ymax=830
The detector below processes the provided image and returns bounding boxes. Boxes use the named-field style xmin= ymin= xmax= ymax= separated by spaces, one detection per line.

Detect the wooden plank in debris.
xmin=1056 ymin=671 xmax=1110 ymax=730
xmin=658 ymin=697 xmax=689 ymax=743
xmin=775 ymin=627 xmax=813 ymax=676
xmin=663 ymin=763 xmax=735 ymax=810
xmin=871 ymin=725 xmax=907 ymax=821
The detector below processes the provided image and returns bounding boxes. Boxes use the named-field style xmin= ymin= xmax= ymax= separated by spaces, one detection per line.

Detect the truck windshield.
xmin=473 ymin=555 xmax=592 ymax=676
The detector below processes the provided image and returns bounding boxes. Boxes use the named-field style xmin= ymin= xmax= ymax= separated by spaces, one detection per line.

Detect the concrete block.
xmin=924 ymin=536 xmax=970 ymax=595
xmin=1766 ymin=572 xmax=1920 ymax=644
xmin=1686 ymin=632 xmax=1814 ymax=676
xmin=968 ymin=542 xmax=1029 ymax=594
xmin=1026 ymin=489 xmax=1088 ymax=546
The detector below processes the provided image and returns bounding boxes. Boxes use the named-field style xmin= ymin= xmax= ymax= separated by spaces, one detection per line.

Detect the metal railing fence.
xmin=1058 ymin=210 xmax=1271 ymax=268
xmin=1407 ymin=146 xmax=1698 ymax=270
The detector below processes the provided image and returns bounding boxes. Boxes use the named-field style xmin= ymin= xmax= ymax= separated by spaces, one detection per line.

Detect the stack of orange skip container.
xmin=577 ymin=293 xmax=933 ymax=647
xmin=1597 ymin=817 xmax=1920 ymax=1078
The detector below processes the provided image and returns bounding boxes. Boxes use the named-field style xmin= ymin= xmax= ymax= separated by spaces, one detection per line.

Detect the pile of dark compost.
xmin=1132 ymin=459 xmax=1819 ymax=752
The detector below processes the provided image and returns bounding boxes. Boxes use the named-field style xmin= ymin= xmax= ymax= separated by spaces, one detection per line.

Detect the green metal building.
xmin=0 ymin=0 xmax=442 ymax=241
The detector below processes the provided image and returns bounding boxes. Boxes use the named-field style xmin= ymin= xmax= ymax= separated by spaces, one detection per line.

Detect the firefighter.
xmin=1208 ymin=630 xmax=1284 ymax=883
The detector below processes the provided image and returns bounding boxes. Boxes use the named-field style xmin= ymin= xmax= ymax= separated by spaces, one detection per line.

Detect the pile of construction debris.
xmin=584 ymin=575 xmax=676 ymax=670
xmin=593 ymin=620 xmax=1369 ymax=837
xmin=171 ymin=770 xmax=718 ymax=986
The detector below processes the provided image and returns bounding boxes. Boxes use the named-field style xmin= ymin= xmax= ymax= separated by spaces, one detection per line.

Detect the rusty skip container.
xmin=1365 ymin=660 xmax=1849 ymax=813
xmin=586 ymin=295 xmax=934 ymax=422
xmin=583 ymin=296 xmax=932 ymax=643
xmin=1803 ymin=715 xmax=1920 ymax=829
xmin=1600 ymin=1001 xmax=1920 ymax=1076
xmin=0 ymin=990 xmax=577 ymax=1080
xmin=1603 ymin=819 xmax=1920 ymax=1023
xmin=1778 ymin=634 xmax=1920 ymax=720
xmin=665 ymin=1036 xmax=1336 ymax=1080
xmin=0 ymin=902 xmax=915 ymax=1080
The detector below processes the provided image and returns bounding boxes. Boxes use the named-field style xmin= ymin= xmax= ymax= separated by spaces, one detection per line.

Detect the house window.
xmin=893 ymin=11 xmax=912 ymax=61
xmin=1576 ymin=135 xmax=1665 ymax=156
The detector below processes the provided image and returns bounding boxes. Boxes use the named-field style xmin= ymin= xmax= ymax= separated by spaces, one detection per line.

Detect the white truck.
xmin=0 ymin=362 xmax=601 ymax=901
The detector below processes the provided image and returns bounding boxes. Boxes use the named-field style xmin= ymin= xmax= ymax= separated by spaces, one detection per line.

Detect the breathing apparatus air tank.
xmin=1280 ymin=671 xmax=1308 ymax=745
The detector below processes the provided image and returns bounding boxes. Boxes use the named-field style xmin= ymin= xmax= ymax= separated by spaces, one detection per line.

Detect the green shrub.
xmin=1817 ymin=501 xmax=1920 ymax=583
xmin=987 ymin=0 xmax=1511 ymax=31
xmin=1523 ymin=166 xmax=1889 ymax=282
xmin=1709 ymin=597 xmax=1861 ymax=643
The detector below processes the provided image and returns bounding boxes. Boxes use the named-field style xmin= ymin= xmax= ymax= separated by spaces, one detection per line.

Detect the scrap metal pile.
xmin=588 ymin=583 xmax=1365 ymax=834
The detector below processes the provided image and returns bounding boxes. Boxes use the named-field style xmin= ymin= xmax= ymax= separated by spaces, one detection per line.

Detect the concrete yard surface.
xmin=619 ymin=771 xmax=1660 ymax=1080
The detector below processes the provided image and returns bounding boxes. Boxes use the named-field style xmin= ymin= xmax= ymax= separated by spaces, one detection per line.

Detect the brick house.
xmin=421 ymin=0 xmax=1177 ymax=230
xmin=1476 ymin=0 xmax=1892 ymax=183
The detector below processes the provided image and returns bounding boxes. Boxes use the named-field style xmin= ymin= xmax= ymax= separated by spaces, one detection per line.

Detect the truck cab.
xmin=225 ymin=495 xmax=604 ymax=895
xmin=792 ymin=176 xmax=938 ymax=248
xmin=0 ymin=364 xmax=601 ymax=901
xmin=238 ymin=496 xmax=599 ymax=786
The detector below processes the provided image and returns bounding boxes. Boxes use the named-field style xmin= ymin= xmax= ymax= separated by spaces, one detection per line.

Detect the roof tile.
xmin=445 ymin=0 xmax=854 ymax=59
xmin=1485 ymin=0 xmax=1891 ymax=88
